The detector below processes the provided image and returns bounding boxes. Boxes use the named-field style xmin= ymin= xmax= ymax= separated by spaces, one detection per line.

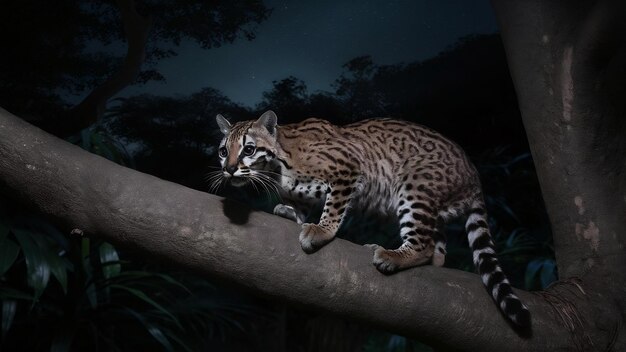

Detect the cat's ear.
xmin=254 ymin=110 xmax=278 ymax=136
xmin=215 ymin=114 xmax=231 ymax=135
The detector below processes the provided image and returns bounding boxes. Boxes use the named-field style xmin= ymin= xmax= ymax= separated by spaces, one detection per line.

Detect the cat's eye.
xmin=242 ymin=145 xmax=256 ymax=156
xmin=218 ymin=147 xmax=228 ymax=158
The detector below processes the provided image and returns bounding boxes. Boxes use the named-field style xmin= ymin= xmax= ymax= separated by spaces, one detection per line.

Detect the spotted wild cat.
xmin=211 ymin=110 xmax=530 ymax=327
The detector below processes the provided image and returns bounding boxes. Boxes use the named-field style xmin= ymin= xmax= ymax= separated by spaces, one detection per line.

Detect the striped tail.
xmin=466 ymin=198 xmax=531 ymax=328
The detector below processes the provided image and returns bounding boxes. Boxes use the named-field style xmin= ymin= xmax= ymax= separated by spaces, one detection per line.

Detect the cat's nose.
xmin=224 ymin=165 xmax=238 ymax=175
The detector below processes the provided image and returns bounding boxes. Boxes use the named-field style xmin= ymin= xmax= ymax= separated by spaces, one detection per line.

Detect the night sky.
xmin=124 ymin=0 xmax=498 ymax=107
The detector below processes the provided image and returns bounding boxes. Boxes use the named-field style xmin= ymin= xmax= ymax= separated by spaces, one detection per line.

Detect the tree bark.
xmin=61 ymin=0 xmax=152 ymax=137
xmin=0 ymin=107 xmax=577 ymax=351
xmin=492 ymin=0 xmax=626 ymax=350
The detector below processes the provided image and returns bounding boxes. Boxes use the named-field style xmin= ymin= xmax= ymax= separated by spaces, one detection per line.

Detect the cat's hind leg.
xmin=431 ymin=216 xmax=447 ymax=267
xmin=367 ymin=167 xmax=444 ymax=274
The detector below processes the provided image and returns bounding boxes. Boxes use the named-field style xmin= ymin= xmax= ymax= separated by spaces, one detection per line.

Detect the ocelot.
xmin=212 ymin=110 xmax=530 ymax=327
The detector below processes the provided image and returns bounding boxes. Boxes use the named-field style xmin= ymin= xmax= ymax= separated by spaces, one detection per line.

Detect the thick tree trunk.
xmin=60 ymin=0 xmax=152 ymax=137
xmin=492 ymin=0 xmax=626 ymax=350
xmin=0 ymin=107 xmax=575 ymax=351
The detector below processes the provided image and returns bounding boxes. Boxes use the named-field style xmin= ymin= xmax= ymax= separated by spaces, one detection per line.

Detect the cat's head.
xmin=214 ymin=110 xmax=279 ymax=187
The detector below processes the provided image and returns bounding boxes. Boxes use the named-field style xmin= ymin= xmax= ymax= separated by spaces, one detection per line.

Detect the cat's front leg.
xmin=273 ymin=204 xmax=300 ymax=223
xmin=273 ymin=199 xmax=311 ymax=224
xmin=299 ymin=180 xmax=354 ymax=253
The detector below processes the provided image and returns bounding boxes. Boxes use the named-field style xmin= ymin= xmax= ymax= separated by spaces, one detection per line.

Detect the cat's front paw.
xmin=273 ymin=204 xmax=298 ymax=222
xmin=299 ymin=223 xmax=335 ymax=254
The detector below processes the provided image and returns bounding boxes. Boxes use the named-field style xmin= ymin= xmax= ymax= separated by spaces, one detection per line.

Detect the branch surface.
xmin=0 ymin=108 xmax=574 ymax=351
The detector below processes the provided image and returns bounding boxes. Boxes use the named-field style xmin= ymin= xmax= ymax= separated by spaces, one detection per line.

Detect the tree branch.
xmin=0 ymin=107 xmax=579 ymax=351
xmin=63 ymin=0 xmax=152 ymax=137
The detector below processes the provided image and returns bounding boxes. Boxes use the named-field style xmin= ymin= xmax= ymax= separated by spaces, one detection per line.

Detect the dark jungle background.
xmin=0 ymin=1 xmax=555 ymax=351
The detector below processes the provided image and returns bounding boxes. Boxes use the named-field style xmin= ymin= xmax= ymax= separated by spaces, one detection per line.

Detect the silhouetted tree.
xmin=334 ymin=55 xmax=389 ymax=120
xmin=0 ymin=0 xmax=270 ymax=137
xmin=106 ymin=88 xmax=253 ymax=188
xmin=306 ymin=92 xmax=349 ymax=123
xmin=330 ymin=36 xmax=525 ymax=153
xmin=257 ymin=76 xmax=310 ymax=123
xmin=257 ymin=77 xmax=349 ymax=124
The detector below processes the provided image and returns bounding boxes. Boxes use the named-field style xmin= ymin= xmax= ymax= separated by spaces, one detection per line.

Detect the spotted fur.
xmin=213 ymin=111 xmax=530 ymax=327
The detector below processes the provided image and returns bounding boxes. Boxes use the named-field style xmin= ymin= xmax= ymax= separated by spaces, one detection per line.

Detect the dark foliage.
xmin=106 ymin=88 xmax=255 ymax=188
xmin=0 ymin=207 xmax=275 ymax=351
xmin=0 ymin=0 xmax=270 ymax=124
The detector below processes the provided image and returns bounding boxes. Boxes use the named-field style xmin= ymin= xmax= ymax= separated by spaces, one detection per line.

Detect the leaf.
xmin=28 ymin=218 xmax=70 ymax=253
xmin=50 ymin=322 xmax=76 ymax=352
xmin=98 ymin=242 xmax=120 ymax=304
xmin=0 ymin=222 xmax=9 ymax=241
xmin=122 ymin=308 xmax=175 ymax=352
xmin=525 ymin=258 xmax=556 ymax=289
xmin=13 ymin=229 xmax=51 ymax=301
xmin=0 ymin=287 xmax=32 ymax=300
xmin=493 ymin=197 xmax=520 ymax=223
xmin=81 ymin=237 xmax=91 ymax=261
xmin=1 ymin=299 xmax=17 ymax=339
xmin=505 ymin=228 xmax=529 ymax=248
xmin=498 ymin=246 xmax=538 ymax=256
xmin=81 ymin=238 xmax=98 ymax=308
xmin=0 ymin=238 xmax=20 ymax=276
xmin=80 ymin=129 xmax=92 ymax=151
xmin=99 ymin=242 xmax=121 ymax=279
xmin=386 ymin=334 xmax=407 ymax=352
xmin=102 ymin=271 xmax=190 ymax=293
xmin=160 ymin=327 xmax=193 ymax=352
xmin=85 ymin=283 xmax=98 ymax=309
xmin=525 ymin=260 xmax=541 ymax=290
xmin=92 ymin=133 xmax=114 ymax=160
xmin=109 ymin=285 xmax=181 ymax=328
xmin=540 ymin=259 xmax=557 ymax=288
xmin=27 ymin=232 xmax=69 ymax=294
xmin=506 ymin=152 xmax=531 ymax=167
xmin=524 ymin=258 xmax=558 ymax=289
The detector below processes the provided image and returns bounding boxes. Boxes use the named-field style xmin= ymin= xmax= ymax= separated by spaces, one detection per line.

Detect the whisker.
xmin=205 ymin=176 xmax=223 ymax=189
xmin=208 ymin=180 xmax=217 ymax=194
xmin=262 ymin=176 xmax=281 ymax=201
xmin=256 ymin=169 xmax=296 ymax=181
xmin=217 ymin=178 xmax=226 ymax=193
xmin=204 ymin=171 xmax=222 ymax=181
xmin=249 ymin=174 xmax=269 ymax=197
xmin=204 ymin=174 xmax=222 ymax=183
xmin=251 ymin=175 xmax=272 ymax=199
xmin=254 ymin=172 xmax=283 ymax=202
xmin=248 ymin=176 xmax=261 ymax=194
xmin=207 ymin=174 xmax=226 ymax=194
xmin=206 ymin=163 xmax=289 ymax=201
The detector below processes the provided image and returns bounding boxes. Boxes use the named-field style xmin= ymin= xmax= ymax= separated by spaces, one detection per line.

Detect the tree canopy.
xmin=0 ymin=0 xmax=270 ymax=135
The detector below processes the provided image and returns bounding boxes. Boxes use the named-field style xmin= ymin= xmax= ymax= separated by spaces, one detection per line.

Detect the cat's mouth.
xmin=228 ymin=176 xmax=249 ymax=187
